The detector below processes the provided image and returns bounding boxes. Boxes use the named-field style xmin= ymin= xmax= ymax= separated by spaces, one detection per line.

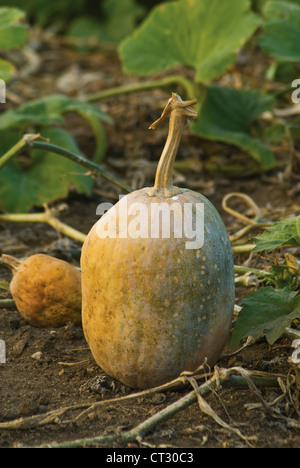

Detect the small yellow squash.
xmin=1 ymin=253 xmax=82 ymax=327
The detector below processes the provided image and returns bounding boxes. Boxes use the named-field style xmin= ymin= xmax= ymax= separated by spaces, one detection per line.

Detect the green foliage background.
xmin=1 ymin=0 xmax=300 ymax=211
xmin=0 ymin=0 xmax=152 ymax=29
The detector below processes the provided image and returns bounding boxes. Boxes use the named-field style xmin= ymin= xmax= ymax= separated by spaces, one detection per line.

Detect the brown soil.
xmin=0 ymin=33 xmax=300 ymax=449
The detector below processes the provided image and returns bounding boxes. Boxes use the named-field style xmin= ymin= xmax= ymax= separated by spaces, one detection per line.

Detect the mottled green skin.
xmin=81 ymin=188 xmax=235 ymax=389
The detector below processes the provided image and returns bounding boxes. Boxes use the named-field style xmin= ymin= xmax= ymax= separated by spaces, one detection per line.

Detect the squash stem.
xmin=0 ymin=254 xmax=22 ymax=275
xmin=146 ymin=93 xmax=198 ymax=198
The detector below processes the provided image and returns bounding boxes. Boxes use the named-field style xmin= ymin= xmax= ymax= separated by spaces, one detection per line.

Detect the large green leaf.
xmin=231 ymin=287 xmax=300 ymax=349
xmin=0 ymin=128 xmax=93 ymax=213
xmin=191 ymin=85 xmax=276 ymax=168
xmin=0 ymin=94 xmax=112 ymax=161
xmin=0 ymin=7 xmax=28 ymax=51
xmin=258 ymin=0 xmax=300 ymax=61
xmin=119 ymin=0 xmax=260 ymax=83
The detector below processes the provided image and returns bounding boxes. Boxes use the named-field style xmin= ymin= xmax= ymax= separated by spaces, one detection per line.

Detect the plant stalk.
xmin=29 ymin=141 xmax=132 ymax=193
xmin=0 ymin=299 xmax=15 ymax=309
xmin=0 ymin=254 xmax=22 ymax=275
xmin=84 ymin=74 xmax=197 ymax=103
xmin=0 ymin=210 xmax=87 ymax=244
xmin=0 ymin=134 xmax=132 ymax=193
xmin=234 ymin=265 xmax=272 ymax=278
xmin=0 ymin=279 xmax=10 ymax=291
xmin=0 ymin=134 xmax=40 ymax=170
xmin=232 ymin=244 xmax=255 ymax=253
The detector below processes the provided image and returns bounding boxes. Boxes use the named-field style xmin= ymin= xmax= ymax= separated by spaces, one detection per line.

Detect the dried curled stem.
xmin=0 ymin=254 xmax=22 ymax=275
xmin=146 ymin=93 xmax=198 ymax=198
xmin=222 ymin=192 xmax=272 ymax=243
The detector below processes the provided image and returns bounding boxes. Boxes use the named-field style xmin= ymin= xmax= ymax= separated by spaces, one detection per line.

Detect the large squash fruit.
xmin=81 ymin=94 xmax=235 ymax=389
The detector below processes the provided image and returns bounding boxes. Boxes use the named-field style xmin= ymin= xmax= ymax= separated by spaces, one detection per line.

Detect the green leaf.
xmin=0 ymin=7 xmax=28 ymax=51
xmin=101 ymin=0 xmax=145 ymax=43
xmin=253 ymin=216 xmax=300 ymax=252
xmin=68 ymin=0 xmax=145 ymax=45
xmin=258 ymin=21 xmax=300 ymax=62
xmin=0 ymin=98 xmax=64 ymax=129
xmin=258 ymin=0 xmax=300 ymax=61
xmin=119 ymin=0 xmax=260 ymax=83
xmin=58 ymin=97 xmax=113 ymax=161
xmin=0 ymin=7 xmax=28 ymax=82
xmin=0 ymin=6 xmax=25 ymax=25
xmin=67 ymin=16 xmax=105 ymax=45
xmin=0 ymin=57 xmax=15 ymax=81
xmin=296 ymin=216 xmax=300 ymax=240
xmin=262 ymin=122 xmax=287 ymax=143
xmin=0 ymin=94 xmax=110 ymax=128
xmin=231 ymin=287 xmax=300 ymax=349
xmin=0 ymin=128 xmax=93 ymax=213
xmin=0 ymin=94 xmax=112 ymax=161
xmin=262 ymin=0 xmax=300 ymax=23
xmin=191 ymin=85 xmax=276 ymax=168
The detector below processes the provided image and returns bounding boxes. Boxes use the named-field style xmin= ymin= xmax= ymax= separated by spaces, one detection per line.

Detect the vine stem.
xmin=0 ymin=134 xmax=40 ymax=170
xmin=232 ymin=244 xmax=255 ymax=253
xmin=28 ymin=141 xmax=133 ymax=193
xmin=234 ymin=265 xmax=272 ymax=278
xmin=0 ymin=206 xmax=87 ymax=244
xmin=0 ymin=299 xmax=15 ymax=309
xmin=0 ymin=279 xmax=10 ymax=291
xmin=83 ymin=74 xmax=198 ymax=103
xmin=27 ymin=367 xmax=280 ymax=448
xmin=0 ymin=134 xmax=132 ymax=193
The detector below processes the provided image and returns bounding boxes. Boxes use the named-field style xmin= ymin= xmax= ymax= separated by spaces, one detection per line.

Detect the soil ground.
xmin=0 ymin=32 xmax=300 ymax=449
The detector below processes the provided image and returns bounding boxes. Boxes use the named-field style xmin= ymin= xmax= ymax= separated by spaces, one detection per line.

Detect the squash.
xmin=81 ymin=93 xmax=235 ymax=389
xmin=1 ymin=253 xmax=82 ymax=327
